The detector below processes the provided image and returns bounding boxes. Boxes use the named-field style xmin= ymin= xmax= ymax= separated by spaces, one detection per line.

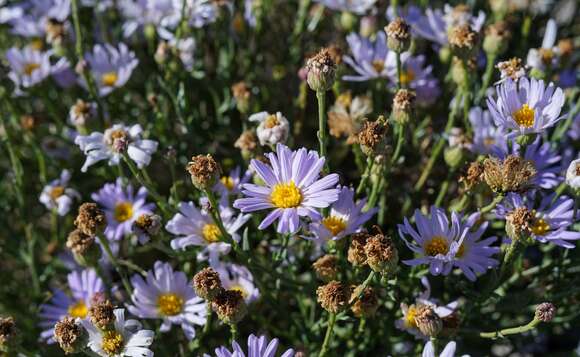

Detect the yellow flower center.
xmin=114 ymin=202 xmax=133 ymax=222
xmin=221 ymin=176 xmax=235 ymax=191
xmin=424 ymin=236 xmax=449 ymax=256
xmin=400 ymin=69 xmax=415 ymax=86
xmin=270 ymin=181 xmax=302 ymax=208
xmin=30 ymin=39 xmax=44 ymax=50
xmin=230 ymin=285 xmax=248 ymax=299
xmin=67 ymin=300 xmax=88 ymax=318
xmin=513 ymin=104 xmax=535 ymax=128
xmin=322 ymin=216 xmax=347 ymax=236
xmin=202 ymin=224 xmax=221 ymax=243
xmin=539 ymin=48 xmax=554 ymax=64
xmin=23 ymin=62 xmax=40 ymax=76
xmin=336 ymin=92 xmax=352 ymax=108
xmin=404 ymin=305 xmax=418 ymax=328
xmin=50 ymin=186 xmax=65 ymax=200
xmin=101 ymin=72 xmax=118 ymax=87
xmin=372 ymin=60 xmax=385 ymax=73
xmin=157 ymin=293 xmax=184 ymax=316
xmin=101 ymin=330 xmax=124 ymax=355
xmin=264 ymin=114 xmax=279 ymax=129
xmin=456 ymin=243 xmax=466 ymax=258
xmin=531 ymin=218 xmax=550 ymax=236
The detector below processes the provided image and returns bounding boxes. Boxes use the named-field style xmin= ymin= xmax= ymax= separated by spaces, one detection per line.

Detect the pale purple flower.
xmin=244 ymin=0 xmax=258 ymax=27
xmin=386 ymin=54 xmax=440 ymax=104
xmin=422 ymin=340 xmax=466 ymax=357
xmin=92 ymin=178 xmax=155 ymax=241
xmin=468 ymin=106 xmax=507 ymax=155
xmin=307 ymin=186 xmax=377 ymax=243
xmin=39 ymin=169 xmax=80 ymax=216
xmin=233 ymin=143 xmax=340 ymax=234
xmin=314 ymin=0 xmax=377 ymax=15
xmin=486 ymin=77 xmax=565 ymax=137
xmin=569 ymin=113 xmax=580 ymax=141
xmin=164 ymin=0 xmax=218 ymax=29
xmin=5 ymin=46 xmax=68 ymax=89
xmin=82 ymin=43 xmax=139 ymax=97
xmin=213 ymin=263 xmax=260 ymax=304
xmin=213 ymin=166 xmax=252 ymax=197
xmin=39 ymin=269 xmax=104 ymax=343
xmin=210 ymin=334 xmax=295 ymax=357
xmin=119 ymin=0 xmax=176 ymax=38
xmin=127 ymin=261 xmax=207 ymax=340
xmin=8 ymin=0 xmax=70 ymax=38
xmin=343 ymin=31 xmax=390 ymax=81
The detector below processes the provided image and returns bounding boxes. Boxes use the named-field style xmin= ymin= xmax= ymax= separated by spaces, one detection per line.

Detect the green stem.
xmin=476 ymin=52 xmax=497 ymax=104
xmin=229 ymin=323 xmax=238 ymax=345
xmin=480 ymin=318 xmax=540 ymax=339
xmin=96 ymin=234 xmax=133 ymax=295
xmin=480 ymin=194 xmax=504 ymax=214
xmin=205 ymin=189 xmax=236 ymax=247
xmin=395 ymin=51 xmax=402 ymax=89
xmin=122 ymin=155 xmax=171 ymax=217
xmin=316 ymin=90 xmax=328 ymax=168
xmin=349 ymin=271 xmax=376 ymax=304
xmin=319 ymin=313 xmax=337 ymax=357
xmin=391 ymin=125 xmax=405 ymax=165
xmin=356 ymin=157 xmax=374 ymax=196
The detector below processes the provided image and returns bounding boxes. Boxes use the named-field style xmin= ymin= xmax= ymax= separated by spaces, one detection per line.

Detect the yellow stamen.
xmin=230 ymin=285 xmax=248 ymax=299
xmin=322 ymin=216 xmax=347 ymax=236
xmin=404 ymin=305 xmax=418 ymax=328
xmin=157 ymin=293 xmax=184 ymax=316
xmin=67 ymin=301 xmax=88 ymax=319
xmin=101 ymin=72 xmax=118 ymax=87
xmin=264 ymin=114 xmax=279 ymax=129
xmin=513 ymin=104 xmax=535 ymax=128
xmin=531 ymin=218 xmax=550 ymax=236
xmin=456 ymin=243 xmax=466 ymax=258
xmin=202 ymin=224 xmax=221 ymax=243
xmin=23 ymin=63 xmax=40 ymax=76
xmin=30 ymin=39 xmax=44 ymax=51
xmin=50 ymin=186 xmax=65 ymax=200
xmin=114 ymin=202 xmax=133 ymax=222
xmin=270 ymin=181 xmax=302 ymax=208
xmin=400 ymin=69 xmax=415 ymax=86
xmin=372 ymin=60 xmax=385 ymax=73
xmin=424 ymin=236 xmax=449 ymax=256
xmin=101 ymin=330 xmax=124 ymax=355
xmin=220 ymin=176 xmax=235 ymax=191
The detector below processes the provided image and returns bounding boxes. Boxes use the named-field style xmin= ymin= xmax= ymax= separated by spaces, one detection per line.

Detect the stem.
xmin=395 ymin=51 xmax=402 ymax=89
xmin=205 ymin=189 xmax=236 ymax=246
xmin=499 ymin=239 xmax=522 ymax=279
xmin=480 ymin=194 xmax=504 ymax=214
xmin=96 ymin=234 xmax=133 ymax=295
xmin=51 ymin=208 xmax=59 ymax=242
xmin=356 ymin=157 xmax=374 ymax=196
xmin=349 ymin=271 xmax=376 ymax=304
xmin=391 ymin=124 xmax=405 ymax=165
xmin=203 ymin=303 xmax=212 ymax=334
xmin=476 ymin=52 xmax=497 ymax=104
xmin=229 ymin=323 xmax=238 ymax=345
xmin=429 ymin=337 xmax=438 ymax=356
xmin=480 ymin=318 xmax=540 ymax=339
xmin=122 ymin=155 xmax=171 ymax=217
xmin=319 ymin=313 xmax=336 ymax=357
xmin=316 ymin=90 xmax=328 ymax=169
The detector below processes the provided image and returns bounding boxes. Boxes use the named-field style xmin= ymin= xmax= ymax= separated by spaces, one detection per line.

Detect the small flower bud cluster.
xmin=358 ymin=116 xmax=389 ymax=156
xmin=448 ymin=25 xmax=479 ymax=59
xmin=392 ymin=89 xmax=416 ymax=125
xmin=535 ymin=302 xmax=556 ymax=322
xmin=88 ymin=299 xmax=116 ymax=330
xmin=414 ymin=305 xmax=443 ymax=337
xmin=68 ymin=203 xmax=106 ymax=266
xmin=74 ymin=202 xmax=106 ymax=236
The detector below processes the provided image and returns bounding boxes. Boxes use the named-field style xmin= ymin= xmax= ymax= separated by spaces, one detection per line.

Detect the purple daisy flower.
xmin=307 ymin=186 xmax=377 ymax=243
xmin=398 ymin=206 xmax=499 ymax=281
xmin=213 ymin=166 xmax=252 ymax=197
xmin=209 ymin=334 xmax=295 ymax=357
xmin=39 ymin=269 xmax=104 ymax=343
xmin=213 ymin=263 xmax=260 ymax=304
xmin=5 ymin=46 xmax=68 ymax=90
xmin=8 ymin=0 xmax=70 ymax=38
xmin=119 ymin=0 xmax=175 ymax=38
xmin=468 ymin=106 xmax=507 ymax=155
xmin=233 ymin=143 xmax=340 ymax=234
xmin=313 ymin=0 xmax=376 ymax=15
xmin=486 ymin=77 xmax=566 ymax=137
xmin=92 ymin=178 xmax=155 ymax=242
xmin=127 ymin=261 xmax=207 ymax=340
xmin=386 ymin=53 xmax=440 ymax=105
xmin=81 ymin=43 xmax=139 ymax=97
xmin=39 ymin=169 xmax=80 ymax=216
xmin=343 ymin=31 xmax=390 ymax=81
xmin=493 ymin=137 xmax=562 ymax=189
xmin=495 ymin=193 xmax=580 ymax=248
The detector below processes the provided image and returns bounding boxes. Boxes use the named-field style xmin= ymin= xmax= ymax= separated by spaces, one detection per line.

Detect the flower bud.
xmin=565 ymin=159 xmax=580 ymax=190
xmin=483 ymin=21 xmax=510 ymax=55
xmin=212 ymin=289 xmax=247 ymax=324
xmin=505 ymin=207 xmax=534 ymax=241
xmin=459 ymin=161 xmax=484 ymax=191
xmin=193 ymin=267 xmax=223 ymax=301
xmin=305 ymin=48 xmax=337 ymax=92
xmin=231 ymin=81 xmax=252 ymax=114
xmin=535 ymin=302 xmax=556 ymax=322
xmin=312 ymin=255 xmax=339 ymax=282
xmin=69 ymin=99 xmax=96 ymax=127
xmin=496 ymin=57 xmax=526 ymax=82
xmin=316 ymin=281 xmax=350 ymax=314
xmin=339 ymin=11 xmax=356 ymax=32
xmin=414 ymin=305 xmax=443 ymax=337
xmin=385 ymin=18 xmax=411 ymax=53
xmin=186 ymin=154 xmax=221 ymax=191
xmin=74 ymin=203 xmax=106 ymax=236
xmin=448 ymin=25 xmax=479 ymax=60
xmin=54 ymin=317 xmax=87 ymax=354
xmin=351 ymin=287 xmax=378 ymax=318
xmin=364 ymin=233 xmax=398 ymax=275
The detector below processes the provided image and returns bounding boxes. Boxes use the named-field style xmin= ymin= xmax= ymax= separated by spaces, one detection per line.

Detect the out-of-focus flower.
xmin=468 ymin=107 xmax=507 ymax=155
xmin=398 ymin=206 xmax=499 ymax=281
xmin=422 ymin=340 xmax=464 ymax=357
xmin=496 ymin=57 xmax=527 ymax=83
xmin=214 ymin=263 xmax=259 ymax=304
xmin=80 ymin=308 xmax=154 ymax=357
xmin=565 ymin=159 xmax=580 ymax=189
xmin=53 ymin=317 xmax=87 ymax=354
xmin=316 ymin=281 xmax=350 ymax=313
xmin=527 ymin=19 xmax=560 ymax=72
xmin=343 ymin=32 xmax=390 ymax=81
xmin=495 ymin=193 xmax=580 ymax=248
xmin=386 ymin=53 xmax=440 ymax=105
xmin=313 ymin=0 xmax=376 ymax=15
xmin=486 ymin=77 xmax=565 ymax=137
xmin=166 ymin=0 xmax=218 ymax=29
xmin=128 ymin=261 xmax=207 ymax=340
xmin=327 ymin=92 xmax=372 ymax=143
xmin=81 ymin=43 xmax=139 ymax=97
xmin=234 ymin=144 xmax=340 ymax=234
xmin=249 ymin=111 xmax=290 ymax=147
xmin=39 ymin=169 xmax=80 ymax=216
xmin=39 ymin=269 xmax=103 ymax=343
xmin=8 ymin=0 xmax=70 ymax=39
xmin=132 ymin=213 xmax=162 ymax=244
xmin=210 ymin=334 xmax=295 ymax=357
xmin=211 ymin=289 xmax=247 ymax=324
xmin=75 ymin=123 xmax=158 ymax=172
xmin=214 ymin=166 xmax=252 ymax=197
xmin=92 ymin=178 xmax=155 ymax=242
xmin=119 ymin=0 xmax=175 ymax=38
xmin=166 ymin=197 xmax=250 ymax=264
xmin=6 ymin=47 xmax=68 ymax=90
xmin=171 ymin=37 xmax=196 ymax=70
xmin=307 ymin=186 xmax=377 ymax=244
xmin=68 ymin=99 xmax=97 ymax=127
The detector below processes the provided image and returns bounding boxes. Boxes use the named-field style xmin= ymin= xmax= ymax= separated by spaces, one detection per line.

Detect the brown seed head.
xmin=74 ymin=203 xmax=106 ymax=236
xmin=231 ymin=81 xmax=251 ymax=113
xmin=392 ymin=89 xmax=416 ymax=124
xmin=385 ymin=18 xmax=411 ymax=52
xmin=496 ymin=57 xmax=526 ymax=81
xmin=364 ymin=233 xmax=398 ymax=275
xmin=88 ymin=299 xmax=115 ymax=329
xmin=358 ymin=118 xmax=388 ymax=156
xmin=448 ymin=25 xmax=479 ymax=57
xmin=506 ymin=206 xmax=535 ymax=240
xmin=535 ymin=302 xmax=556 ymax=322
xmin=235 ymin=130 xmax=258 ymax=158
xmin=0 ymin=317 xmax=16 ymax=347
xmin=348 ymin=232 xmax=370 ymax=266
xmin=186 ymin=154 xmax=221 ymax=191
xmin=305 ymin=48 xmax=337 ymax=91
xmin=212 ymin=289 xmax=247 ymax=324
xmin=132 ymin=213 xmax=162 ymax=237
xmin=414 ymin=305 xmax=443 ymax=337
xmin=351 ymin=287 xmax=379 ymax=318
xmin=316 ymin=281 xmax=350 ymax=313
xmin=66 ymin=229 xmax=96 ymax=256
xmin=54 ymin=317 xmax=85 ymax=354
xmin=460 ymin=161 xmax=484 ymax=191
xmin=312 ymin=255 xmax=339 ymax=282
xmin=483 ymin=155 xmax=536 ymax=193
xmin=193 ymin=267 xmax=223 ymax=301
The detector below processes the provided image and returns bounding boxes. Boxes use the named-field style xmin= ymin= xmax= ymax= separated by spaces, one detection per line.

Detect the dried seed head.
xmin=186 ymin=154 xmax=221 ymax=191
xmin=557 ymin=39 xmax=574 ymax=58
xmin=505 ymin=206 xmax=535 ymax=240
xmin=54 ymin=317 xmax=86 ymax=354
xmin=348 ymin=232 xmax=370 ymax=266
xmin=0 ymin=316 xmax=16 ymax=348
xmin=535 ymin=302 xmax=556 ymax=322
xmin=193 ymin=267 xmax=223 ymax=301
xmin=483 ymin=21 xmax=510 ymax=54
xmin=351 ymin=287 xmax=379 ymax=318
xmin=358 ymin=117 xmax=388 ymax=156
xmin=448 ymin=25 xmax=479 ymax=58
xmin=460 ymin=161 xmax=484 ymax=191
xmin=88 ymin=299 xmax=115 ymax=330
xmin=316 ymin=281 xmax=350 ymax=314
xmin=74 ymin=203 xmax=106 ymax=236
xmin=325 ymin=44 xmax=343 ymax=65
xmin=305 ymin=48 xmax=337 ymax=92
xmin=312 ymin=255 xmax=339 ymax=282
xmin=385 ymin=18 xmax=411 ymax=52
xmin=231 ymin=81 xmax=251 ymax=114
xmin=496 ymin=57 xmax=526 ymax=81
xmin=66 ymin=229 xmax=101 ymax=266
xmin=45 ymin=19 xmax=66 ymax=45
xmin=132 ymin=213 xmax=162 ymax=238
xmin=20 ymin=115 xmax=36 ymax=131
xmin=483 ymin=155 xmax=536 ymax=193
xmin=392 ymin=89 xmax=416 ymax=125
xmin=235 ymin=130 xmax=258 ymax=160
xmin=414 ymin=305 xmax=443 ymax=337
xmin=364 ymin=233 xmax=398 ymax=275
xmin=212 ymin=289 xmax=247 ymax=324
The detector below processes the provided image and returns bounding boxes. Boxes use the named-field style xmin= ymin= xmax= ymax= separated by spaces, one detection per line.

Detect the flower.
xmin=165 ymin=197 xmax=250 ymax=263
xmin=249 ymin=111 xmax=290 ymax=147
xmin=307 ymin=186 xmax=377 ymax=243
xmin=327 ymin=92 xmax=372 ymax=143
xmin=486 ymin=77 xmax=565 ymax=137
xmin=6 ymin=46 xmax=68 ymax=89
xmin=82 ymin=43 xmax=139 ymax=97
xmin=343 ymin=32 xmax=390 ymax=81
xmin=386 ymin=53 xmax=440 ymax=105
xmin=495 ymin=193 xmax=580 ymax=248
xmin=468 ymin=106 xmax=507 ymax=155
xmin=166 ymin=0 xmax=218 ymax=29
xmin=81 ymin=308 xmax=154 ymax=357
xmin=214 ymin=263 xmax=260 ymax=304
xmin=39 ymin=269 xmax=104 ymax=343
xmin=496 ymin=57 xmax=527 ymax=83
xmin=494 ymin=137 xmax=562 ymax=189
xmin=422 ymin=340 xmax=464 ymax=357
xmin=527 ymin=19 xmax=559 ymax=72
xmin=119 ymin=0 xmax=176 ymax=38
xmin=69 ymin=99 xmax=97 ymax=127
xmin=127 ymin=261 xmax=207 ymax=340
xmin=39 ymin=169 xmax=80 ymax=216
xmin=210 ymin=334 xmax=295 ymax=357
xmin=233 ymin=143 xmax=340 ymax=234
xmin=398 ymin=206 xmax=499 ymax=280
xmin=92 ymin=178 xmax=155 ymax=242
xmin=7 ymin=0 xmax=70 ymax=38
xmin=75 ymin=123 xmax=158 ymax=172
xmin=566 ymin=159 xmax=580 ymax=189
xmin=214 ymin=166 xmax=252 ymax=197
xmin=313 ymin=0 xmax=376 ymax=15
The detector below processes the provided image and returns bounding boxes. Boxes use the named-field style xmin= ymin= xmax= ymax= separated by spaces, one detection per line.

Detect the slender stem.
xmin=229 ymin=323 xmax=238 ymax=345
xmin=476 ymin=52 xmax=497 ymax=104
xmin=122 ymin=155 xmax=171 ymax=216
xmin=205 ymin=189 xmax=235 ymax=246
xmin=391 ymin=125 xmax=405 ymax=165
xmin=356 ymin=157 xmax=374 ymax=196
xmin=395 ymin=51 xmax=402 ymax=89
xmin=51 ymin=208 xmax=59 ymax=242
xmin=480 ymin=194 xmax=505 ymax=214
xmin=349 ymin=271 xmax=376 ymax=304
xmin=203 ymin=303 xmax=212 ymax=334
xmin=480 ymin=318 xmax=540 ymax=339
xmin=316 ymin=90 xmax=328 ymax=169
xmin=96 ymin=234 xmax=133 ymax=295
xmin=499 ymin=239 xmax=522 ymax=279
xmin=319 ymin=313 xmax=336 ymax=357
xmin=430 ymin=337 xmax=438 ymax=356
xmin=434 ymin=177 xmax=450 ymax=207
